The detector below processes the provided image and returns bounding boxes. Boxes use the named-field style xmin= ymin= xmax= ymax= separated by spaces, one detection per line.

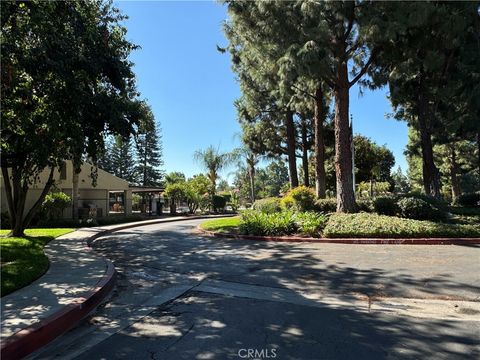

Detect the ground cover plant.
xmin=323 ymin=213 xmax=480 ymax=238
xmin=201 ymin=211 xmax=480 ymax=239
xmin=0 ymin=228 xmax=74 ymax=296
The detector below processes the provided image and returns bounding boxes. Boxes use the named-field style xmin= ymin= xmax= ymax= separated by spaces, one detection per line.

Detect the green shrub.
xmin=295 ymin=212 xmax=328 ymax=237
xmin=280 ymin=195 xmax=294 ymax=209
xmin=323 ymin=213 xmax=480 ymax=238
xmin=41 ymin=192 xmax=72 ymax=220
xmin=281 ymin=186 xmax=316 ymax=212
xmin=239 ymin=210 xmax=327 ymax=237
xmin=252 ymin=197 xmax=281 ymax=214
xmin=36 ymin=215 xmax=144 ymax=228
xmin=356 ymin=199 xmax=374 ymax=213
xmin=457 ymin=192 xmax=480 ymax=207
xmin=356 ymin=181 xmax=391 ymax=197
xmin=240 ymin=210 xmax=297 ymax=236
xmin=228 ymin=190 xmax=240 ymax=213
xmin=404 ymin=192 xmax=449 ymax=211
xmin=199 ymin=194 xmax=211 ymax=213
xmin=212 ymin=195 xmax=227 ymax=212
xmin=372 ymin=196 xmax=398 ymax=216
xmin=397 ymin=197 xmax=446 ymax=221
xmin=314 ymin=198 xmax=337 ymax=213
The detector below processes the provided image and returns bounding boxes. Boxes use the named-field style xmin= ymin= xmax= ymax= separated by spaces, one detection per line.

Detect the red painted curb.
xmin=198 ymin=226 xmax=480 ymax=245
xmin=0 ymin=215 xmax=232 ymax=360
xmin=0 ymin=263 xmax=116 ymax=360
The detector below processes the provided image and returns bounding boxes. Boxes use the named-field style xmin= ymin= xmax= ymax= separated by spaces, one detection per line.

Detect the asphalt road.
xmin=30 ymin=219 xmax=480 ymax=360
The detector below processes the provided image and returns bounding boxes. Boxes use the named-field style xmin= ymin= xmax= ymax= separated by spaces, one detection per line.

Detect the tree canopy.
xmin=1 ymin=0 xmax=150 ymax=235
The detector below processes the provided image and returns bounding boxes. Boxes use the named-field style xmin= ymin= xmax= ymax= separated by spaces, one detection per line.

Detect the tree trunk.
xmin=449 ymin=144 xmax=461 ymax=204
xmin=285 ymin=109 xmax=299 ymax=188
xmin=314 ymin=86 xmax=326 ymax=198
xmin=477 ymin=130 xmax=480 ymax=181
xmin=300 ymin=116 xmax=310 ymax=187
xmin=6 ymin=166 xmax=56 ymax=236
xmin=2 ymin=166 xmax=16 ymax=229
xmin=72 ymin=169 xmax=80 ymax=220
xmin=248 ymin=164 xmax=255 ymax=203
xmin=170 ymin=200 xmax=176 ymax=215
xmin=12 ymin=186 xmax=27 ymax=237
xmin=334 ymin=65 xmax=356 ymax=212
xmin=22 ymin=167 xmax=56 ymax=231
xmin=417 ymin=81 xmax=441 ymax=198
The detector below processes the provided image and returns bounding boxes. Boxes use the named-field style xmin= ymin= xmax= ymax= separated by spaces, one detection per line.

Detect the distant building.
xmin=1 ymin=161 xmax=132 ymax=219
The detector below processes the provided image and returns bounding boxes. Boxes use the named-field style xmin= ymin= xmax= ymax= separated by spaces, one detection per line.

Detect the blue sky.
xmin=115 ymin=1 xmax=408 ymax=181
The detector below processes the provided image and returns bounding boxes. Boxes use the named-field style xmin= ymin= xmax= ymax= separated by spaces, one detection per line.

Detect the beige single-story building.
xmin=1 ymin=161 xmax=133 ymax=219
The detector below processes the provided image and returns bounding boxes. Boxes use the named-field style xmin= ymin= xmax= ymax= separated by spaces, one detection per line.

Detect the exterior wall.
xmin=0 ymin=161 xmax=131 ymax=220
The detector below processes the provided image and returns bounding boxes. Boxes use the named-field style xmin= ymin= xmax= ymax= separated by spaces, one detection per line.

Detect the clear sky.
xmin=115 ymin=0 xmax=409 ymax=181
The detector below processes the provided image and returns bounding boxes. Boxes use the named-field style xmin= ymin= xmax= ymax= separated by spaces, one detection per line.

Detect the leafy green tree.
xmin=193 ymin=146 xmax=234 ymax=196
xmin=188 ymin=174 xmax=210 ymax=195
xmin=353 ymin=135 xmax=395 ymax=189
xmin=135 ymin=107 xmax=164 ymax=186
xmin=164 ymin=183 xmax=185 ymax=215
xmin=217 ymin=179 xmax=231 ymax=193
xmin=165 ymin=171 xmax=186 ymax=185
xmin=1 ymin=0 xmax=146 ymax=236
xmin=181 ymin=174 xmax=210 ymax=214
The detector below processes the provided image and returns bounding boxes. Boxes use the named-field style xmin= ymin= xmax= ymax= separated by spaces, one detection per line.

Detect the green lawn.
xmin=199 ymin=217 xmax=241 ymax=234
xmin=0 ymin=228 xmax=75 ymax=296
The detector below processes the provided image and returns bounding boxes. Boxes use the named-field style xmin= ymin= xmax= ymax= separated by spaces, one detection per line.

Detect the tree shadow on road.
xmin=84 ymin=225 xmax=480 ymax=359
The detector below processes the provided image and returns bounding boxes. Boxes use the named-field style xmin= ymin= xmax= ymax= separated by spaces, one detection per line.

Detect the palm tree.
xmin=193 ymin=146 xmax=234 ymax=196
xmin=232 ymin=146 xmax=260 ymax=203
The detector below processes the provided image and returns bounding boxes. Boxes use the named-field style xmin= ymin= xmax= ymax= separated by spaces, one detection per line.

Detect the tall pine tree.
xmin=135 ymin=107 xmax=164 ymax=187
xmin=110 ymin=135 xmax=137 ymax=183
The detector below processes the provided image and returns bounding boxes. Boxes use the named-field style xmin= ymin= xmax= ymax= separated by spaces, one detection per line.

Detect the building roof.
xmin=129 ymin=185 xmax=164 ymax=193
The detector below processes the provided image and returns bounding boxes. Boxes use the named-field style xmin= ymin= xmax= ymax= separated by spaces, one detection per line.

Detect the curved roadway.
xmin=30 ymin=218 xmax=480 ymax=360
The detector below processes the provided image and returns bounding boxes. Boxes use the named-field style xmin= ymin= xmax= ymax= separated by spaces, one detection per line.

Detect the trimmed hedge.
xmin=323 ymin=213 xmax=480 ymax=238
xmin=372 ymin=196 xmax=398 ymax=216
xmin=397 ymin=197 xmax=446 ymax=221
xmin=212 ymin=195 xmax=227 ymax=212
xmin=404 ymin=192 xmax=449 ymax=211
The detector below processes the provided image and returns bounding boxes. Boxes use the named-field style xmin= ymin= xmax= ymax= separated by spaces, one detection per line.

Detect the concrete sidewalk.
xmin=0 ymin=215 xmax=224 ymax=359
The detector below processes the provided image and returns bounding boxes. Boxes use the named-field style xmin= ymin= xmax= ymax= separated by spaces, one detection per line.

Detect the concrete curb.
xmin=1 ymin=215 xmax=232 ymax=360
xmin=198 ymin=226 xmax=480 ymax=245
